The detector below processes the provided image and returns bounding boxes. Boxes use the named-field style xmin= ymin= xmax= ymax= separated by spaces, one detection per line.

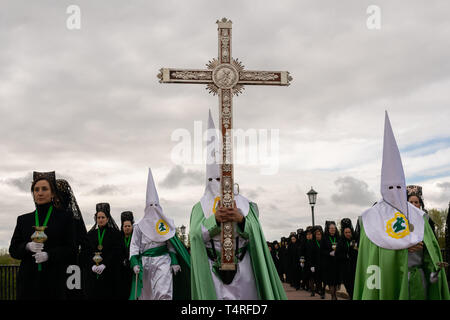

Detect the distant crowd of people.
xmin=268 ymin=219 xmax=358 ymax=300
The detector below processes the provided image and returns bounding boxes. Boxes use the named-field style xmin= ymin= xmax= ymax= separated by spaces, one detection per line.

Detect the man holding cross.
xmin=188 ymin=111 xmax=286 ymax=300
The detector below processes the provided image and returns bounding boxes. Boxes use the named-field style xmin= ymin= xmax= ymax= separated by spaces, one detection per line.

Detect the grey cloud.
xmin=89 ymin=184 xmax=121 ymax=196
xmin=331 ymin=176 xmax=376 ymax=207
xmin=2 ymin=173 xmax=32 ymax=192
xmin=160 ymin=165 xmax=203 ymax=188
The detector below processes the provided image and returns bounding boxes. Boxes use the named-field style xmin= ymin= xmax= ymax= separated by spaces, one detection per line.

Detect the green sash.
xmin=129 ymin=245 xmax=169 ymax=300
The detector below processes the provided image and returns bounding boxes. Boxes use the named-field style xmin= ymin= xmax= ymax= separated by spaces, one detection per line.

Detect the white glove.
xmin=97 ymin=264 xmax=106 ymax=275
xmin=330 ymin=251 xmax=335 ymax=256
xmin=171 ymin=265 xmax=181 ymax=275
xmin=92 ymin=265 xmax=99 ymax=273
xmin=32 ymin=252 xmax=48 ymax=264
xmin=310 ymin=267 xmax=315 ymax=273
xmin=430 ymin=272 xmax=439 ymax=284
xmin=133 ymin=265 xmax=140 ymax=275
xmin=26 ymin=242 xmax=44 ymax=253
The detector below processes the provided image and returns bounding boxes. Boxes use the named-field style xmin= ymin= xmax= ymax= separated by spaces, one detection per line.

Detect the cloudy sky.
xmin=1 ymin=0 xmax=450 ymax=249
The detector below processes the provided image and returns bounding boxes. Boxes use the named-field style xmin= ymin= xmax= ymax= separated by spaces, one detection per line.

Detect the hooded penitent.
xmin=200 ymin=109 xmax=249 ymax=218
xmin=135 ymin=168 xmax=175 ymax=242
xmin=361 ymin=112 xmax=424 ymax=250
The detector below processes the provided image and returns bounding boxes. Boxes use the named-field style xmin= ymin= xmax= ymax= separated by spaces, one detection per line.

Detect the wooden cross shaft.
xmin=158 ymin=18 xmax=292 ymax=271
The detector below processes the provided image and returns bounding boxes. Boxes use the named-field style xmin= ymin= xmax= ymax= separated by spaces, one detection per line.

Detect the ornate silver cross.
xmin=158 ymin=18 xmax=292 ymax=270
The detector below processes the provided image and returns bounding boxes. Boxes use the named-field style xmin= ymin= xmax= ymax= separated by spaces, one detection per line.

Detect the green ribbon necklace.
xmin=97 ymin=228 xmax=106 ymax=251
xmin=329 ymin=236 xmax=336 ymax=245
xmin=34 ymin=205 xmax=53 ymax=228
xmin=315 ymin=240 xmax=320 ymax=248
xmin=124 ymin=235 xmax=131 ymax=248
xmin=34 ymin=205 xmax=53 ymax=271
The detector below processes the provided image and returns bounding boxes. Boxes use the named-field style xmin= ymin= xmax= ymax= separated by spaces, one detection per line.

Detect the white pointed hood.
xmin=362 ymin=112 xmax=424 ymax=250
xmin=136 ymin=168 xmax=175 ymax=242
xmin=381 ymin=111 xmax=408 ymax=214
xmin=200 ymin=110 xmax=249 ymax=218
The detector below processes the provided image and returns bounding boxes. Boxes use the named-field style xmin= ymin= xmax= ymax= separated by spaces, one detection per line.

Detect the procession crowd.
xmin=268 ymin=220 xmax=358 ymax=300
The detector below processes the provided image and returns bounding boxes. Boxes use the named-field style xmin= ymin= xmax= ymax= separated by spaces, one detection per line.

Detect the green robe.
xmin=354 ymin=216 xmax=449 ymax=300
xmin=189 ymin=201 xmax=287 ymax=300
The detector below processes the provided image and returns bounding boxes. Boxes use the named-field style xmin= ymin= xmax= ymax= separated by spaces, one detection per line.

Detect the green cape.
xmin=129 ymin=235 xmax=191 ymax=300
xmin=189 ymin=201 xmax=287 ymax=300
xmin=354 ymin=215 xmax=449 ymax=300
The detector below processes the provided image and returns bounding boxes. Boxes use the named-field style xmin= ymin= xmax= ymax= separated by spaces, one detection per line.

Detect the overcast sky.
xmin=1 ymin=0 xmax=450 ymax=249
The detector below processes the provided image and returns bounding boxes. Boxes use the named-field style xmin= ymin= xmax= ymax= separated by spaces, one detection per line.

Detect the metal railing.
xmin=0 ymin=265 xmax=19 ymax=300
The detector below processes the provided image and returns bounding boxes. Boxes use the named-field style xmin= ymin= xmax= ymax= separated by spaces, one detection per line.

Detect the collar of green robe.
xmin=129 ymin=244 xmax=178 ymax=299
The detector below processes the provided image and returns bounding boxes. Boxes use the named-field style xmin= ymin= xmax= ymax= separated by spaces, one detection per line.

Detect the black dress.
xmin=279 ymin=244 xmax=289 ymax=281
xmin=310 ymin=240 xmax=323 ymax=284
xmin=288 ymin=242 xmax=300 ymax=288
xmin=84 ymin=226 xmax=122 ymax=299
xmin=320 ymin=235 xmax=339 ymax=286
xmin=336 ymin=237 xmax=358 ymax=299
xmin=118 ymin=233 xmax=134 ymax=300
xmin=9 ymin=202 xmax=75 ymax=300
xmin=304 ymin=239 xmax=314 ymax=282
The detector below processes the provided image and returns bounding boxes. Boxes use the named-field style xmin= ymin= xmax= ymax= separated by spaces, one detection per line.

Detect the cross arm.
xmin=238 ymin=70 xmax=292 ymax=86
xmin=157 ymin=68 xmax=213 ymax=84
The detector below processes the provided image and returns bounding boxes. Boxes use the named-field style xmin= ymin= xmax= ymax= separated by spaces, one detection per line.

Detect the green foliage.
xmin=427 ymin=208 xmax=448 ymax=249
xmin=0 ymin=248 xmax=20 ymax=265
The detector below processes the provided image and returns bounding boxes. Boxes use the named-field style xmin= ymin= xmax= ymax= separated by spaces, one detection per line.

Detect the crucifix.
xmin=158 ymin=17 xmax=292 ymax=271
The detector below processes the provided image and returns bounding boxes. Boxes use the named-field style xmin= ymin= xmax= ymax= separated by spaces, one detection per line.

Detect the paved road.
xmin=283 ymin=282 xmax=349 ymax=300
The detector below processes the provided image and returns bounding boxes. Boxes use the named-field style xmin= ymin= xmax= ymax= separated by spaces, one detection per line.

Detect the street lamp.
xmin=307 ymin=187 xmax=318 ymax=226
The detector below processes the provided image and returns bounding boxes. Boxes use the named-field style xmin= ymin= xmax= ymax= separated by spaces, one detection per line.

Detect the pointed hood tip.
xmin=146 ymin=168 xmax=160 ymax=206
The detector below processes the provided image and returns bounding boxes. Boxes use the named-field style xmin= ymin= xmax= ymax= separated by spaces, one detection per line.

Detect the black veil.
xmin=89 ymin=202 xmax=119 ymax=232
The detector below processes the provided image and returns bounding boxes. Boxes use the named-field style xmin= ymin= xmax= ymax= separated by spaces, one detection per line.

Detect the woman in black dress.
xmin=119 ymin=211 xmax=134 ymax=299
xmin=336 ymin=218 xmax=358 ymax=299
xmin=84 ymin=203 xmax=122 ymax=299
xmin=9 ymin=171 xmax=75 ymax=300
xmin=303 ymin=226 xmax=314 ymax=293
xmin=321 ymin=221 xmax=340 ymax=300
xmin=288 ymin=234 xmax=300 ymax=290
xmin=56 ymin=178 xmax=90 ymax=299
xmin=310 ymin=225 xmax=325 ymax=298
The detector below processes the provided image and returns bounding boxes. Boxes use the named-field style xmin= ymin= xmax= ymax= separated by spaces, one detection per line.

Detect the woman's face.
xmin=33 ymin=180 xmax=54 ymax=205
xmin=290 ymin=237 xmax=297 ymax=243
xmin=315 ymin=231 xmax=322 ymax=241
xmin=123 ymin=221 xmax=133 ymax=236
xmin=408 ymin=195 xmax=421 ymax=209
xmin=97 ymin=211 xmax=109 ymax=227
xmin=344 ymin=228 xmax=352 ymax=240
xmin=329 ymin=224 xmax=336 ymax=236
xmin=306 ymin=233 xmax=313 ymax=240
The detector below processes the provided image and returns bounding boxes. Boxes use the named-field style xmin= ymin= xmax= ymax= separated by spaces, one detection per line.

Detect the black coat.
xmin=320 ymin=235 xmax=339 ymax=285
xmin=308 ymin=239 xmax=322 ymax=282
xmin=117 ymin=233 xmax=134 ymax=300
xmin=336 ymin=237 xmax=358 ymax=293
xmin=84 ymin=226 xmax=122 ymax=299
xmin=287 ymin=242 xmax=301 ymax=286
xmin=303 ymin=240 xmax=314 ymax=280
xmin=9 ymin=203 xmax=76 ymax=300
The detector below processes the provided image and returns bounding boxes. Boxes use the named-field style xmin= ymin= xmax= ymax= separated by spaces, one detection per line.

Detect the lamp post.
xmin=180 ymin=224 xmax=186 ymax=246
xmin=307 ymin=187 xmax=318 ymax=226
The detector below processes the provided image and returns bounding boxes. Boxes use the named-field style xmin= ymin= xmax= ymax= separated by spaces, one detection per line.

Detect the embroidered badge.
xmin=212 ymin=196 xmax=221 ymax=214
xmin=156 ymin=219 xmax=169 ymax=235
xmin=386 ymin=212 xmax=410 ymax=239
